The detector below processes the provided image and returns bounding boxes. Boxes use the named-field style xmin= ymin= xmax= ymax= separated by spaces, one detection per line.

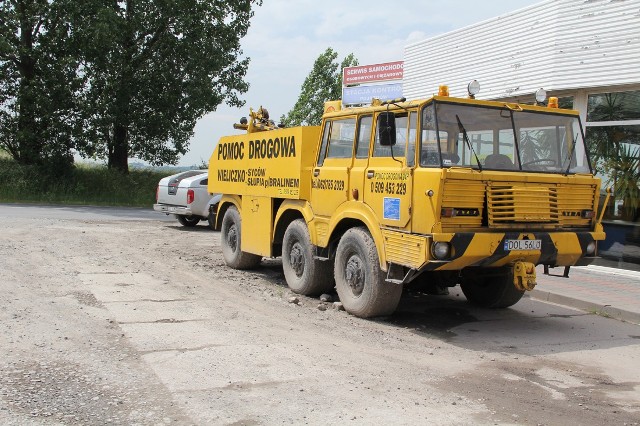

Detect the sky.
xmin=178 ymin=0 xmax=541 ymax=166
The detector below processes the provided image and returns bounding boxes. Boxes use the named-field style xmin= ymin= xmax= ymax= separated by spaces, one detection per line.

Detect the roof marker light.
xmin=438 ymin=85 xmax=450 ymax=97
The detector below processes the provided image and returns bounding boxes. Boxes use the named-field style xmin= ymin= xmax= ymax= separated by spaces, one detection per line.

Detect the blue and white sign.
xmin=342 ymin=83 xmax=403 ymax=105
xmin=383 ymin=197 xmax=401 ymax=221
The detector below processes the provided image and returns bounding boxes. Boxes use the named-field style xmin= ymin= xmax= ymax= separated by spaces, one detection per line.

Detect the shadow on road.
xmin=246 ymin=258 xmax=640 ymax=356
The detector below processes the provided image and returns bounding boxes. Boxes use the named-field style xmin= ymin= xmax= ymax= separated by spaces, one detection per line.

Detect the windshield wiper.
xmin=456 ymin=115 xmax=482 ymax=171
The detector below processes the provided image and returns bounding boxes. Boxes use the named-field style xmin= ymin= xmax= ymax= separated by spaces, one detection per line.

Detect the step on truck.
xmin=208 ymin=86 xmax=609 ymax=318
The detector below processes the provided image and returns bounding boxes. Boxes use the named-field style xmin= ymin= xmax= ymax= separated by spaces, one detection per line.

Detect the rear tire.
xmin=177 ymin=215 xmax=200 ymax=227
xmin=334 ymin=227 xmax=402 ymax=318
xmin=460 ymin=267 xmax=524 ymax=308
xmin=207 ymin=206 xmax=218 ymax=230
xmin=220 ymin=206 xmax=261 ymax=269
xmin=282 ymin=219 xmax=333 ymax=296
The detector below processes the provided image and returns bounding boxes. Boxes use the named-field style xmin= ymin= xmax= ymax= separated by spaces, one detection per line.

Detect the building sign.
xmin=342 ymin=83 xmax=403 ymax=105
xmin=343 ymin=61 xmax=404 ymax=85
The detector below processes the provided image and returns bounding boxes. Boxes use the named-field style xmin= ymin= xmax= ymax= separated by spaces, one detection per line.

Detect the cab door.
xmin=363 ymin=111 xmax=416 ymax=229
xmin=310 ymin=117 xmax=356 ymax=218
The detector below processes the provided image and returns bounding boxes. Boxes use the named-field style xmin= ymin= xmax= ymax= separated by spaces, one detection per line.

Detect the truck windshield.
xmin=420 ymin=102 xmax=592 ymax=174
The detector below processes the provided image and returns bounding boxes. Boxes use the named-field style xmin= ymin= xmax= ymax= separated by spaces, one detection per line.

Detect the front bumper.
xmin=425 ymin=231 xmax=601 ymax=271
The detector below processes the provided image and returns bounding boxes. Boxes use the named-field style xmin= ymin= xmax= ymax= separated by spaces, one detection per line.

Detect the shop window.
xmin=587 ymin=90 xmax=640 ymax=122
xmin=558 ymin=97 xmax=574 ymax=110
xmin=585 ymin=90 xmax=640 ymax=269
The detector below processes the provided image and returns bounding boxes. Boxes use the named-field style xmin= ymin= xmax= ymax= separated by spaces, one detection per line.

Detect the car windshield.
xmin=419 ymin=102 xmax=592 ymax=174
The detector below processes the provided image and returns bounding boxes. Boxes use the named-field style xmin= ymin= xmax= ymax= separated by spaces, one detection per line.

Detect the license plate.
xmin=168 ymin=206 xmax=177 ymax=212
xmin=504 ymin=239 xmax=541 ymax=251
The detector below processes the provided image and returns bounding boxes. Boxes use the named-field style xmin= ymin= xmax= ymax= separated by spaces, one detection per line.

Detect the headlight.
xmin=586 ymin=241 xmax=596 ymax=256
xmin=432 ymin=242 xmax=451 ymax=260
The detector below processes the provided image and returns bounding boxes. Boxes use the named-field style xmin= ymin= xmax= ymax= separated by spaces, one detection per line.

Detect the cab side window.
xmin=317 ymin=121 xmax=331 ymax=166
xmin=374 ymin=113 xmax=408 ymax=158
xmin=406 ymin=111 xmax=418 ymax=166
xmin=326 ymin=118 xmax=356 ymax=159
xmin=355 ymin=115 xmax=373 ymax=158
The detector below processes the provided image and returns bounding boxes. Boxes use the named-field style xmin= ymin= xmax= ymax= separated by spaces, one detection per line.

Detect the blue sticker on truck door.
xmin=383 ymin=197 xmax=400 ymax=220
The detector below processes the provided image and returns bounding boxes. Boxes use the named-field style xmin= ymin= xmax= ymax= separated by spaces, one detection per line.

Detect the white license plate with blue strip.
xmin=504 ymin=239 xmax=541 ymax=251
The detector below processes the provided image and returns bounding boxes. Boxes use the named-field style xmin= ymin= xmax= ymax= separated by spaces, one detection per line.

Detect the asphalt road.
xmin=1 ymin=203 xmax=639 ymax=425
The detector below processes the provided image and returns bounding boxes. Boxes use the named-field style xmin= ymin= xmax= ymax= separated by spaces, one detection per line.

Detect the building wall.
xmin=403 ymin=0 xmax=640 ymax=100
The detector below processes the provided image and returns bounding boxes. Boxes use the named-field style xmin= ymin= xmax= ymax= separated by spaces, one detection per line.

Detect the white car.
xmin=154 ymin=170 xmax=220 ymax=228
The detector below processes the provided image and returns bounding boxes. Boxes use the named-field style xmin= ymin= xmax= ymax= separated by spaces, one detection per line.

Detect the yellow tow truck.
xmin=209 ymin=85 xmax=608 ymax=318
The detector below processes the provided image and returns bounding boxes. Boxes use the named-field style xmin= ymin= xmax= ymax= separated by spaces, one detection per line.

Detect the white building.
xmin=403 ymin=0 xmax=640 ymax=131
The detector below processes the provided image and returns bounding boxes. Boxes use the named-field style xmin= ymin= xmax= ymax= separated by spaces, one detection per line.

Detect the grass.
xmin=0 ymin=155 xmax=183 ymax=208
xmin=588 ymin=308 xmax=612 ymax=319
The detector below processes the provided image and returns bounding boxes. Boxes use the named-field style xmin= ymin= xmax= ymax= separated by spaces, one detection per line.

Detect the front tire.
xmin=282 ymin=219 xmax=333 ymax=296
xmin=220 ymin=206 xmax=261 ymax=269
xmin=334 ymin=227 xmax=402 ymax=318
xmin=177 ymin=215 xmax=200 ymax=227
xmin=460 ymin=267 xmax=524 ymax=308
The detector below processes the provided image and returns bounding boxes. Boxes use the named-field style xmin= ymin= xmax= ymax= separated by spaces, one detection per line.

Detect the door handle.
xmin=313 ymin=169 xmax=320 ymax=177
xmin=367 ymin=170 xmax=374 ymax=179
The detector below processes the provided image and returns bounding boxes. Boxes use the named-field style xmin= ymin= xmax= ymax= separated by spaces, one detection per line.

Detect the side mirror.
xmin=377 ymin=112 xmax=396 ymax=146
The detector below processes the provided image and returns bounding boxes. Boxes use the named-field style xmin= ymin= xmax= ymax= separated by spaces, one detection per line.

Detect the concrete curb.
xmin=530 ymin=289 xmax=640 ymax=325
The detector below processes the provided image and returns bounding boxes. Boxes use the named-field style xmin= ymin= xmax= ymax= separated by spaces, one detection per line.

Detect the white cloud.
xmin=179 ymin=0 xmax=540 ymax=166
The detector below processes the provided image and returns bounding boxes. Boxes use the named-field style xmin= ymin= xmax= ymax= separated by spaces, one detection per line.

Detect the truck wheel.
xmin=221 ymin=206 xmax=261 ymax=270
xmin=177 ymin=215 xmax=200 ymax=227
xmin=460 ymin=267 xmax=524 ymax=308
xmin=282 ymin=219 xmax=333 ymax=296
xmin=334 ymin=227 xmax=402 ymax=318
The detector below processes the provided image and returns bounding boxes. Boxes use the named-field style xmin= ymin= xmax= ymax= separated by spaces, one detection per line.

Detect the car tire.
xmin=334 ymin=227 xmax=402 ymax=318
xmin=460 ymin=267 xmax=524 ymax=308
xmin=220 ymin=206 xmax=261 ymax=270
xmin=177 ymin=215 xmax=200 ymax=227
xmin=207 ymin=207 xmax=217 ymax=231
xmin=282 ymin=219 xmax=334 ymax=296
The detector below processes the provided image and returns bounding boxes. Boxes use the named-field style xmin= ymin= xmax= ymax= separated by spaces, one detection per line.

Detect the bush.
xmin=0 ymin=156 xmax=174 ymax=207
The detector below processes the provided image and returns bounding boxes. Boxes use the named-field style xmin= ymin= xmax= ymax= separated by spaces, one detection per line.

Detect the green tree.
xmin=77 ymin=0 xmax=262 ymax=173
xmin=0 ymin=0 xmax=84 ymax=168
xmin=282 ymin=47 xmax=358 ymax=127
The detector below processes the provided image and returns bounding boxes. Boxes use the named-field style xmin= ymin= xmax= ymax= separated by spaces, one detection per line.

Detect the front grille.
xmin=487 ymin=184 xmax=559 ymax=226
xmin=440 ymin=178 xmax=596 ymax=231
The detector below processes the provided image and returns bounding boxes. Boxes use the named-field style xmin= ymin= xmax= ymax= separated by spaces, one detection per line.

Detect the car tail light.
xmin=187 ymin=189 xmax=195 ymax=204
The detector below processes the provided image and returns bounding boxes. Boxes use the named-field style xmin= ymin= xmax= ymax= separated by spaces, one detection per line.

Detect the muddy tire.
xmin=460 ymin=267 xmax=524 ymax=308
xmin=177 ymin=215 xmax=200 ymax=227
xmin=220 ymin=206 xmax=261 ymax=269
xmin=282 ymin=219 xmax=334 ymax=296
xmin=334 ymin=227 xmax=402 ymax=318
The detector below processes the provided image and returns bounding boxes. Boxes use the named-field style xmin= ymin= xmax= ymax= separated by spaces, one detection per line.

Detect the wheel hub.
xmin=345 ymin=255 xmax=364 ymax=296
xmin=290 ymin=243 xmax=305 ymax=277
xmin=227 ymin=225 xmax=238 ymax=252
